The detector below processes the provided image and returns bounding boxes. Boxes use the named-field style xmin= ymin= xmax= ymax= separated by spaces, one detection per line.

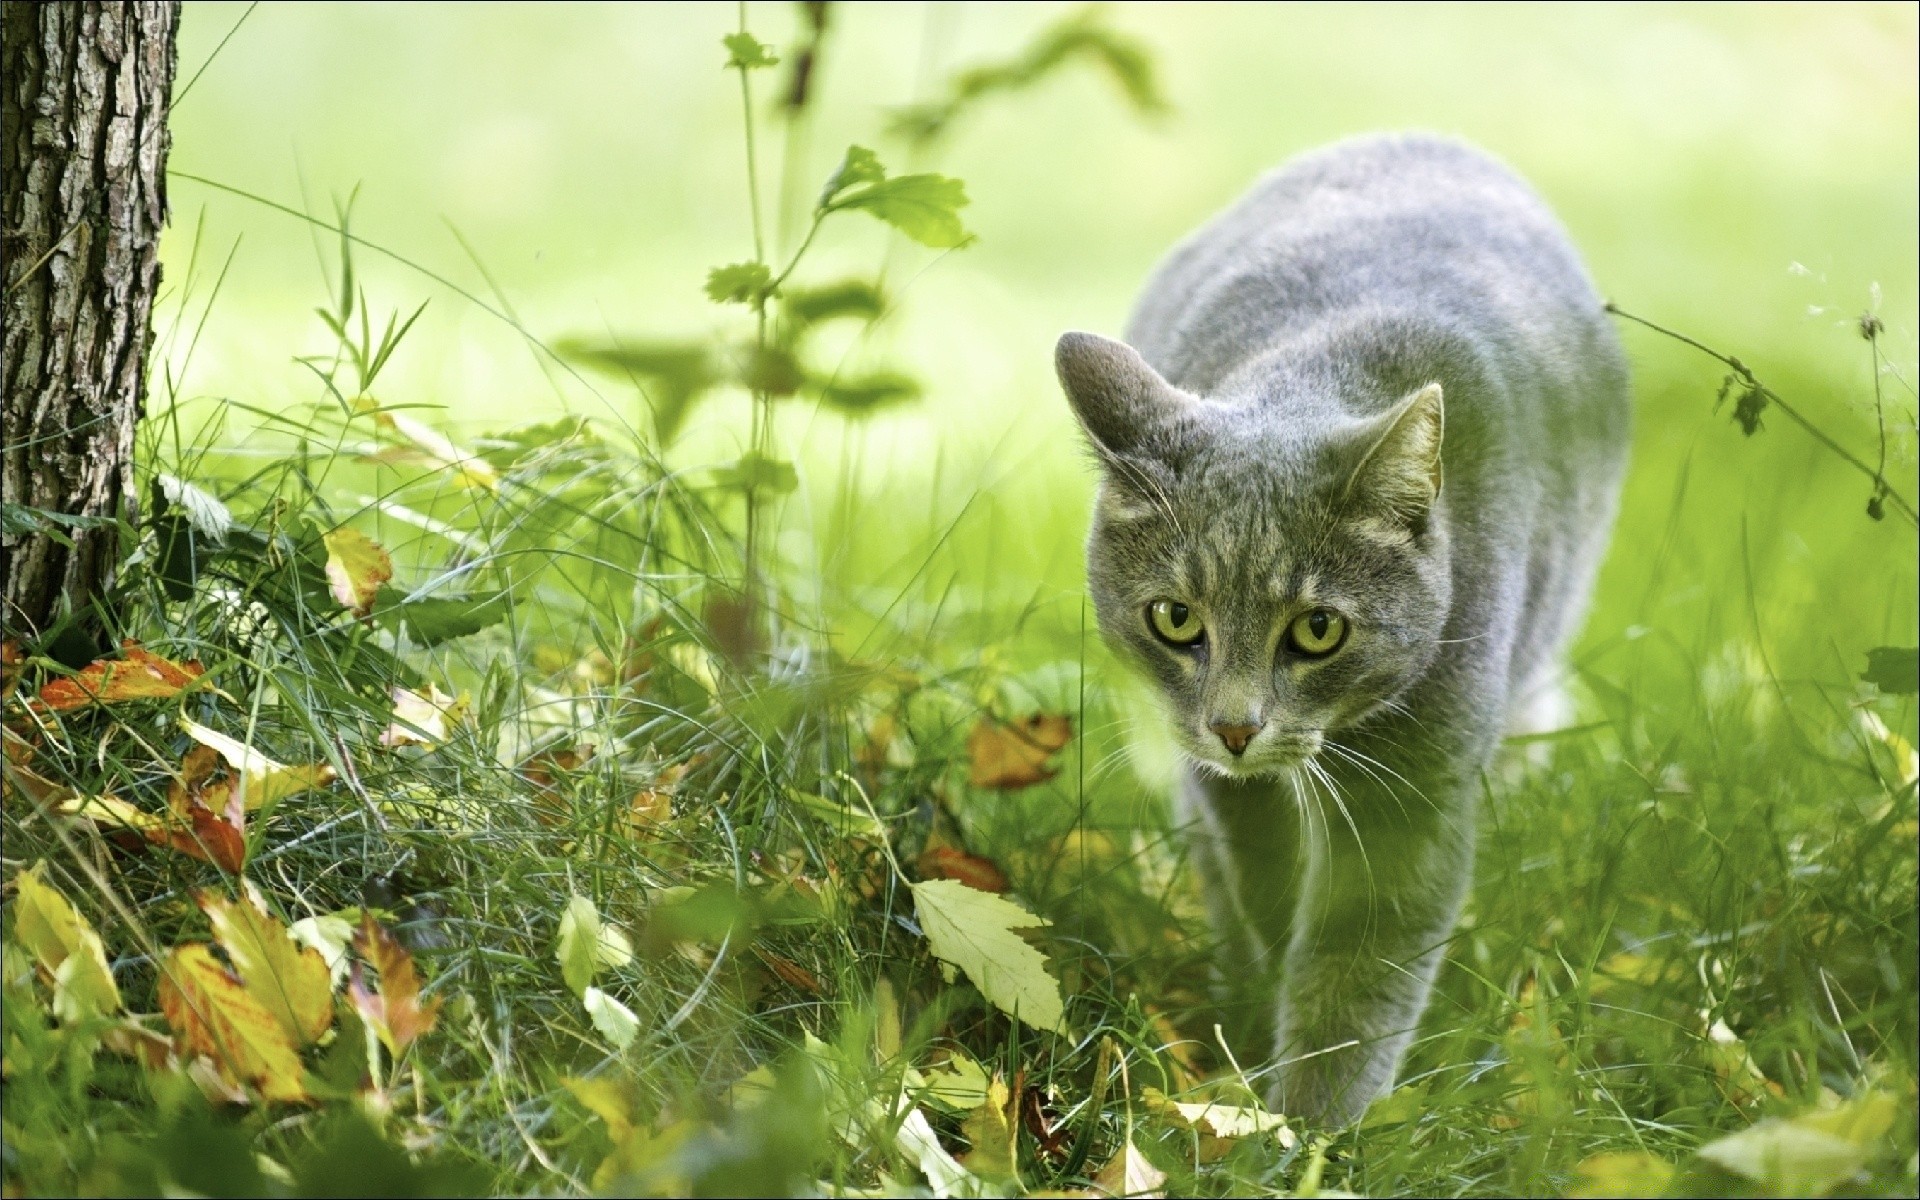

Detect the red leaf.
xmin=36 ymin=641 xmax=205 ymax=710
xmin=349 ymin=912 xmax=441 ymax=1056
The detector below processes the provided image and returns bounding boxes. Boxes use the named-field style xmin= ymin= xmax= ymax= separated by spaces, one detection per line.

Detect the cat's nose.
xmin=1210 ymin=719 xmax=1263 ymax=756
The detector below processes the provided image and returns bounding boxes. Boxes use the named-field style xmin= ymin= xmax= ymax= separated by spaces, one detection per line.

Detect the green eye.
xmin=1287 ymin=608 xmax=1347 ymax=657
xmin=1148 ymin=599 xmax=1205 ymax=646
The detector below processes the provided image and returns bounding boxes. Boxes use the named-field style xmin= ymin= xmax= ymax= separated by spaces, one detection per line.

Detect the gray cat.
xmin=1055 ymin=134 xmax=1629 ymax=1125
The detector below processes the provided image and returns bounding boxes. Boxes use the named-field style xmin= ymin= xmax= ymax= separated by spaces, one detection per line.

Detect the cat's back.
xmin=1126 ymin=134 xmax=1621 ymax=406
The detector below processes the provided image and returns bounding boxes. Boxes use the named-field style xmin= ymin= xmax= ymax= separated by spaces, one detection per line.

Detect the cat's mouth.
xmin=1189 ymin=728 xmax=1324 ymax=778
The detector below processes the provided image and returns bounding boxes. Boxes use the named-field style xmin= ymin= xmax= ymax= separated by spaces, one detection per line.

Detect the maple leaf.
xmin=966 ymin=712 xmax=1072 ymax=789
xmin=9 ymin=861 xmax=122 ymax=1022
xmin=199 ymin=882 xmax=334 ymax=1046
xmin=322 ymin=526 xmax=392 ymax=617
xmin=36 ymin=640 xmax=206 ymax=710
xmin=911 ymin=879 xmax=1065 ymax=1033
xmin=349 ymin=911 xmax=442 ymax=1056
xmin=159 ymin=943 xmax=308 ymax=1103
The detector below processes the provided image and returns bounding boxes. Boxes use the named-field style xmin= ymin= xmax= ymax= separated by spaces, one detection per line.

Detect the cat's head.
xmin=1057 ymin=331 xmax=1452 ymax=779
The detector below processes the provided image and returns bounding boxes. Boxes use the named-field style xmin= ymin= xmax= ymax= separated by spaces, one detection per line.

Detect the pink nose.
xmin=1210 ymin=720 xmax=1262 ymax=756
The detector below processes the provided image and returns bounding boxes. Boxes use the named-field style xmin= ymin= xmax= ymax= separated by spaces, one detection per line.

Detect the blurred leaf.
xmin=782 ymin=279 xmax=883 ymax=326
xmin=1142 ymin=1087 xmax=1293 ymax=1161
xmin=829 ymin=172 xmax=974 ymax=248
xmin=787 ymin=789 xmax=889 ymax=840
xmin=960 ymin=1075 xmax=1019 ymax=1183
xmin=556 ymin=894 xmax=633 ymax=998
xmin=159 ymin=943 xmax=308 ymax=1103
xmin=1568 ymin=1151 xmax=1674 ymax=1199
xmin=968 ymin=712 xmax=1073 ymax=789
xmin=321 ymin=527 xmax=391 ymax=617
xmin=740 ymin=344 xmax=804 ymax=396
xmin=583 ymin=986 xmax=640 ymax=1049
xmin=1863 ymin=646 xmax=1918 ymax=693
xmin=349 ymin=912 xmax=441 ymax=1057
xmin=919 ymin=1051 xmax=991 ymax=1112
xmin=817 ymin=371 xmax=921 ymax=414
xmin=198 ymin=883 xmax=334 ymax=1047
xmin=356 ymin=402 xmax=501 ymax=491
xmin=895 ymin=1104 xmax=979 ymax=1199
xmin=180 ymin=719 xmax=336 ymax=810
xmin=918 ymin=844 xmax=1010 ymax=894
xmin=911 ymin=878 xmax=1065 ymax=1033
xmin=817 ymin=144 xmax=887 ymax=208
xmin=36 ymin=639 xmax=206 ymax=710
xmin=555 ymin=339 xmax=719 ymax=446
xmin=9 ymin=861 xmax=121 ymax=1022
xmin=1093 ymin=1136 xmax=1167 ymax=1199
xmin=290 ymin=1110 xmax=489 ymax=1197
xmin=374 ymin=589 xmax=511 ymax=647
xmin=1696 ymin=1120 xmax=1866 ymax=1195
xmin=711 ymin=451 xmax=798 ymax=497
xmin=705 ymin=261 xmax=774 ymax=306
xmin=722 ymin=30 xmax=778 ymax=69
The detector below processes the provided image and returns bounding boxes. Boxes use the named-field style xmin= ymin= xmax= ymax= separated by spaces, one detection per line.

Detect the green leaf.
xmin=787 ymin=789 xmax=889 ymax=840
xmin=723 ymin=31 xmax=779 ymax=69
xmin=1567 ymin=1152 xmax=1675 ymax=1200
xmin=557 ymin=339 xmax=720 ymax=446
xmin=583 ymin=986 xmax=640 ymax=1049
xmin=556 ymin=894 xmax=632 ymax=999
xmin=740 ymin=345 xmax=804 ymax=397
xmin=705 ymin=261 xmax=774 ymax=307
xmin=910 ymin=879 xmax=1065 ymax=1033
xmin=711 ymin=452 xmax=798 ymax=497
xmin=781 ymin=280 xmax=884 ymax=327
xmin=1696 ymin=1121 xmax=1867 ymax=1195
xmin=829 ymin=174 xmax=974 ymax=249
xmin=374 ymin=589 xmax=511 ymax=647
xmin=817 ymin=371 xmax=921 ymax=414
xmin=817 ymin=145 xmax=887 ymax=208
xmin=1863 ymin=646 xmax=1918 ymax=694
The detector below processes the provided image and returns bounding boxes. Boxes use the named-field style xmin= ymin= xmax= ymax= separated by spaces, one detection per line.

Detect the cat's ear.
xmin=1342 ymin=382 xmax=1444 ymax=525
xmin=1055 ymin=332 xmax=1196 ymax=458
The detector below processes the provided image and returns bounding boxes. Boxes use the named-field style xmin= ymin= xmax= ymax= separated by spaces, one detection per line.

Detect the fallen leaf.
xmin=918 ymin=843 xmax=1010 ymax=894
xmin=9 ymin=861 xmax=121 ymax=1021
xmin=919 ymin=1051 xmax=991 ymax=1112
xmin=786 ymin=789 xmax=889 ymax=840
xmin=1567 ymin=1151 xmax=1675 ymax=1199
xmin=556 ymin=894 xmax=634 ymax=998
xmin=180 ymin=719 xmax=335 ymax=810
xmin=322 ymin=526 xmax=392 ymax=617
xmin=101 ymin=1018 xmax=177 ymax=1068
xmin=349 ymin=912 xmax=441 ymax=1056
xmin=911 ymin=878 xmax=1065 ymax=1033
xmin=1 ymin=639 xmax=22 ymax=701
xmin=894 ymin=1103 xmax=980 ymax=1199
xmin=159 ymin=943 xmax=307 ymax=1103
xmin=1142 ymin=1087 xmax=1293 ymax=1160
xmin=583 ymin=985 xmax=640 ymax=1048
xmin=520 ymin=742 xmax=596 ymax=823
xmin=1696 ymin=1120 xmax=1867 ymax=1195
xmin=1093 ymin=1136 xmax=1166 ymax=1198
xmin=60 ymin=787 xmax=246 ymax=874
xmin=961 ymin=1074 xmax=1019 ymax=1182
xmin=753 ymin=946 xmax=825 ymax=995
xmin=198 ymin=883 xmax=334 ymax=1046
xmin=289 ymin=911 xmax=358 ymax=986
xmin=967 ymin=713 xmax=1072 ymax=789
xmin=35 ymin=640 xmax=205 ymax=710
xmin=380 ymin=684 xmax=468 ymax=748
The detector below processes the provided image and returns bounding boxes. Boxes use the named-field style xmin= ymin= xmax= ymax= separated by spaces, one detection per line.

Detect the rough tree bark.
xmin=2 ymin=1 xmax=180 ymax=644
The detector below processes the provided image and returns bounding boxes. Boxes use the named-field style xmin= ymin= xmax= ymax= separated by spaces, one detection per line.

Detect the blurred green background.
xmin=158 ymin=0 xmax=1918 ymax=697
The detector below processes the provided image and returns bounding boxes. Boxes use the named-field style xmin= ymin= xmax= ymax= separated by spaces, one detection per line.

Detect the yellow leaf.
xmin=1093 ymin=1137 xmax=1166 ymax=1198
xmin=9 ymin=862 xmax=120 ymax=1021
xmin=322 ymin=526 xmax=392 ymax=616
xmin=967 ymin=713 xmax=1072 ymax=789
xmin=1143 ymin=1087 xmax=1293 ymax=1159
xmin=961 ymin=1075 xmax=1019 ymax=1182
xmin=180 ymin=719 xmax=335 ymax=810
xmin=911 ymin=878 xmax=1065 ymax=1033
xmin=348 ymin=912 xmax=441 ymax=1056
xmin=198 ymin=883 xmax=334 ymax=1046
xmin=380 ymin=684 xmax=468 ymax=748
xmin=159 ymin=943 xmax=307 ymax=1103
xmin=35 ymin=640 xmax=206 ymax=710
xmin=920 ymin=1050 xmax=991 ymax=1112
xmin=565 ymin=1074 xmax=637 ymax=1141
xmin=1568 ymin=1151 xmax=1675 ymax=1199
xmin=368 ymin=406 xmax=501 ymax=492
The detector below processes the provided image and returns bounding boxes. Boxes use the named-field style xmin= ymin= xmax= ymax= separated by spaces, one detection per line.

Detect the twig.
xmin=1605 ymin=302 xmax=1918 ymax=528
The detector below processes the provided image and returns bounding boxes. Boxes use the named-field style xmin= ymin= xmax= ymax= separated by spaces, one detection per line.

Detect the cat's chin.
xmin=1186 ymin=748 xmax=1313 ymax=781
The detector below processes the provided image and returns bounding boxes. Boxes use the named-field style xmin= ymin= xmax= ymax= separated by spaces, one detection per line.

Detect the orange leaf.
xmin=349 ymin=912 xmax=441 ymax=1056
xmin=199 ymin=883 xmax=334 ymax=1047
xmin=966 ymin=713 xmax=1072 ymax=789
xmin=36 ymin=640 xmax=206 ymax=710
xmin=754 ymin=947 xmax=825 ymax=995
xmin=1 ymin=639 xmax=23 ymax=702
xmin=321 ymin=527 xmax=392 ymax=617
xmin=158 ymin=943 xmax=308 ymax=1103
xmin=917 ymin=844 xmax=1010 ymax=894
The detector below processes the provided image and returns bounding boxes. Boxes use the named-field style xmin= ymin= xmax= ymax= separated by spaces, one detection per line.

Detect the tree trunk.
xmin=2 ymin=1 xmax=179 ymax=646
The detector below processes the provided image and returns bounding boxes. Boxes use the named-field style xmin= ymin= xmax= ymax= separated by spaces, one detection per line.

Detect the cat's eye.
xmin=1286 ymin=608 xmax=1347 ymax=657
xmin=1148 ymin=599 xmax=1205 ymax=646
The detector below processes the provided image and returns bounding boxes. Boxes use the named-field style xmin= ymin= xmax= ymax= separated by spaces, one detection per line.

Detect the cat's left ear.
xmin=1054 ymin=331 xmax=1197 ymax=458
xmin=1342 ymin=382 xmax=1444 ymax=525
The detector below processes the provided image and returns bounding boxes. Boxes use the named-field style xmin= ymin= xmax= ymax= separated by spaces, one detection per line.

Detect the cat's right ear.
xmin=1054 ymin=332 xmax=1195 ymax=458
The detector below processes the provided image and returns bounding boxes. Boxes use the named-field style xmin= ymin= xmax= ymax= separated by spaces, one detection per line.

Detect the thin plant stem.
xmin=1605 ymin=302 xmax=1918 ymax=528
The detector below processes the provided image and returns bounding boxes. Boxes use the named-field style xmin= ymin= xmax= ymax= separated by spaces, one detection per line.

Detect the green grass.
xmin=5 ymin=3 xmax=1919 ymax=1197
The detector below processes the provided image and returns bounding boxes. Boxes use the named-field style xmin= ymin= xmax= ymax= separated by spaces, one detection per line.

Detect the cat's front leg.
xmin=1265 ymin=754 xmax=1476 ymax=1126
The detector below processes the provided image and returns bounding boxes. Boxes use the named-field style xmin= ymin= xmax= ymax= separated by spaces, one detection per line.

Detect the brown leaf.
xmin=520 ymin=742 xmax=597 ymax=825
xmin=967 ymin=713 xmax=1072 ymax=789
xmin=101 ymin=1019 xmax=177 ymax=1069
xmin=349 ymin=911 xmax=441 ymax=1056
xmin=36 ymin=640 xmax=206 ymax=710
xmin=159 ymin=943 xmax=308 ymax=1103
xmin=321 ymin=527 xmax=392 ymax=617
xmin=917 ymin=843 xmax=1010 ymax=894
xmin=753 ymin=947 xmax=825 ymax=995
xmin=1 ymin=639 xmax=23 ymax=702
xmin=199 ymin=883 xmax=334 ymax=1046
